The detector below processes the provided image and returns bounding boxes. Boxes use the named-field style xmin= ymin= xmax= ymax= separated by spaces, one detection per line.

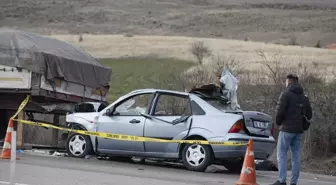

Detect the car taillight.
xmin=228 ymin=119 xmax=245 ymax=133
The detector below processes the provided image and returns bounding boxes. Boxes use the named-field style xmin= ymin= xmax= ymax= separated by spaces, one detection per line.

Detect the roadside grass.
xmin=100 ymin=57 xmax=193 ymax=102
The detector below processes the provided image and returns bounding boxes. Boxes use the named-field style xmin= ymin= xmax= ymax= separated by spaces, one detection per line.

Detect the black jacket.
xmin=275 ymin=83 xmax=313 ymax=133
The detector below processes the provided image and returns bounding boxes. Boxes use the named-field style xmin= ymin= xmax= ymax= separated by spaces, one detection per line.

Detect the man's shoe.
xmin=290 ymin=184 xmax=296 ymax=185
xmin=270 ymin=180 xmax=287 ymax=185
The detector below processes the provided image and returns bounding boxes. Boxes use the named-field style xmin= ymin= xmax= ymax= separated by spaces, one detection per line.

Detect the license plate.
xmin=253 ymin=121 xmax=268 ymax=128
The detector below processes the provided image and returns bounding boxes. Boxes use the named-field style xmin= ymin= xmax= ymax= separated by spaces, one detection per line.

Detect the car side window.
xmin=114 ymin=93 xmax=153 ymax=116
xmin=154 ymin=94 xmax=191 ymax=116
xmin=191 ymin=100 xmax=205 ymax=115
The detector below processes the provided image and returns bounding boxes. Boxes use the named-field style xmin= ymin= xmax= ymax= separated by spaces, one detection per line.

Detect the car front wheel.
xmin=66 ymin=133 xmax=93 ymax=158
xmin=181 ymin=143 xmax=213 ymax=172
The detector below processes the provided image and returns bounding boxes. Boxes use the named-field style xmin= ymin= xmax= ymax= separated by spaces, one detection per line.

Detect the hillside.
xmin=1 ymin=0 xmax=336 ymax=47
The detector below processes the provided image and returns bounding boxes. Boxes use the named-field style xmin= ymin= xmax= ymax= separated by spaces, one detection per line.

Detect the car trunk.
xmin=190 ymin=84 xmax=273 ymax=137
xmin=227 ymin=111 xmax=273 ymax=137
xmin=189 ymin=85 xmax=273 ymax=137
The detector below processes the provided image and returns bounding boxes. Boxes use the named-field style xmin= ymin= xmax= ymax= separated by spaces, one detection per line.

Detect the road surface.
xmin=0 ymin=152 xmax=335 ymax=185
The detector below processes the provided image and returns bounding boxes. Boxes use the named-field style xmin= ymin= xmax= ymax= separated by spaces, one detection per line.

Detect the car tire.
xmin=222 ymin=159 xmax=244 ymax=173
xmin=66 ymin=133 xmax=93 ymax=158
xmin=181 ymin=143 xmax=213 ymax=172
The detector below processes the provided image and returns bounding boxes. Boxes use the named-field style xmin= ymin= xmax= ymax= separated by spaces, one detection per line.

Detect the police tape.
xmin=11 ymin=95 xmax=248 ymax=146
xmin=11 ymin=95 xmax=30 ymax=119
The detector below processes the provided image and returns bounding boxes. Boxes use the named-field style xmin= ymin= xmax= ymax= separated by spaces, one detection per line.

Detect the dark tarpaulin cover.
xmin=0 ymin=28 xmax=111 ymax=89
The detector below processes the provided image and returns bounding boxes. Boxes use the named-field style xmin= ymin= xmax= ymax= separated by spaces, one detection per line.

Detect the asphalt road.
xmin=0 ymin=152 xmax=335 ymax=185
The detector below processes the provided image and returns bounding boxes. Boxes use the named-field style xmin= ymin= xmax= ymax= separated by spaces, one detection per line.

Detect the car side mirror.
xmin=104 ymin=106 xmax=120 ymax=116
xmin=105 ymin=109 xmax=112 ymax=116
xmin=105 ymin=106 xmax=115 ymax=116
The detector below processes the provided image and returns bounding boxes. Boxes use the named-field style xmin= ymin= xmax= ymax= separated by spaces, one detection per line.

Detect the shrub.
xmin=315 ymin=40 xmax=322 ymax=48
xmin=289 ymin=35 xmax=299 ymax=46
xmin=124 ymin=33 xmax=134 ymax=37
xmin=190 ymin=41 xmax=212 ymax=65
xmin=78 ymin=34 xmax=83 ymax=42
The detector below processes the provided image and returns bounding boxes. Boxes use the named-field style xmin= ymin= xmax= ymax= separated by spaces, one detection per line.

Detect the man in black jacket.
xmin=271 ymin=74 xmax=312 ymax=185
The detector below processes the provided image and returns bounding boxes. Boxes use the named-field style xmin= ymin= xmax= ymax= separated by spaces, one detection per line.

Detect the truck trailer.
xmin=0 ymin=28 xmax=111 ymax=149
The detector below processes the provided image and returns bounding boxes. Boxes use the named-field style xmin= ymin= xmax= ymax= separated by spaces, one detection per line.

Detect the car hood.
xmin=66 ymin=112 xmax=99 ymax=123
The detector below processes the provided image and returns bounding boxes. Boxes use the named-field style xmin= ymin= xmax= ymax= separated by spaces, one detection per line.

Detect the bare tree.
xmin=190 ymin=41 xmax=212 ymax=65
xmin=210 ymin=54 xmax=244 ymax=76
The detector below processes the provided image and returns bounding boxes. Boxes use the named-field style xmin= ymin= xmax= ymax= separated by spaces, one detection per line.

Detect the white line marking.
xmin=0 ymin=181 xmax=30 ymax=185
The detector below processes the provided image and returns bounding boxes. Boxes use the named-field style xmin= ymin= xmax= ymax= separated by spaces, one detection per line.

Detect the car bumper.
xmin=209 ymin=136 xmax=276 ymax=160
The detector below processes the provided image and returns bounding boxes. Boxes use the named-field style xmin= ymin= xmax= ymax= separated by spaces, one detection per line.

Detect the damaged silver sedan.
xmin=65 ymin=86 xmax=275 ymax=172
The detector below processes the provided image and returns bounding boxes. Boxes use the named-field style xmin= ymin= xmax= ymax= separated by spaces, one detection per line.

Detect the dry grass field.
xmin=52 ymin=34 xmax=336 ymax=80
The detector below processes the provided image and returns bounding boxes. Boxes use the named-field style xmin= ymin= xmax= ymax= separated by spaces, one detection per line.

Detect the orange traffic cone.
xmin=236 ymin=139 xmax=258 ymax=185
xmin=1 ymin=119 xmax=19 ymax=160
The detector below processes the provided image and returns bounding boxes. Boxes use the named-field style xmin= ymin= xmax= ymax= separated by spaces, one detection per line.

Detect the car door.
xmin=144 ymin=92 xmax=192 ymax=156
xmin=96 ymin=93 xmax=154 ymax=155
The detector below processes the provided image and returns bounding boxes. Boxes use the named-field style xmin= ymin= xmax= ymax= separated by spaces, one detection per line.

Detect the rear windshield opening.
xmin=205 ymin=99 xmax=230 ymax=111
xmin=189 ymin=86 xmax=232 ymax=111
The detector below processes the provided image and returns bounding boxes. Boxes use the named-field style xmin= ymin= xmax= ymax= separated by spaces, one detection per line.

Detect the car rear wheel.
xmin=181 ymin=143 xmax=213 ymax=172
xmin=66 ymin=133 xmax=93 ymax=158
xmin=222 ymin=159 xmax=244 ymax=173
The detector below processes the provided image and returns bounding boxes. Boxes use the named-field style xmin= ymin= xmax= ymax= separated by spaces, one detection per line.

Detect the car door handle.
xmin=129 ymin=119 xmax=141 ymax=124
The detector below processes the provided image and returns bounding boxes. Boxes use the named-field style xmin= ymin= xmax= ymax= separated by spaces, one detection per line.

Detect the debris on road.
xmin=255 ymin=160 xmax=278 ymax=171
xmin=132 ymin=157 xmax=146 ymax=163
xmin=52 ymin=151 xmax=64 ymax=156
xmin=84 ymin=155 xmax=97 ymax=160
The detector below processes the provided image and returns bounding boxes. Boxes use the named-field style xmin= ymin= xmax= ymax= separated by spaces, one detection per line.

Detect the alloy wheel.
xmin=69 ymin=135 xmax=87 ymax=156
xmin=185 ymin=144 xmax=206 ymax=166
